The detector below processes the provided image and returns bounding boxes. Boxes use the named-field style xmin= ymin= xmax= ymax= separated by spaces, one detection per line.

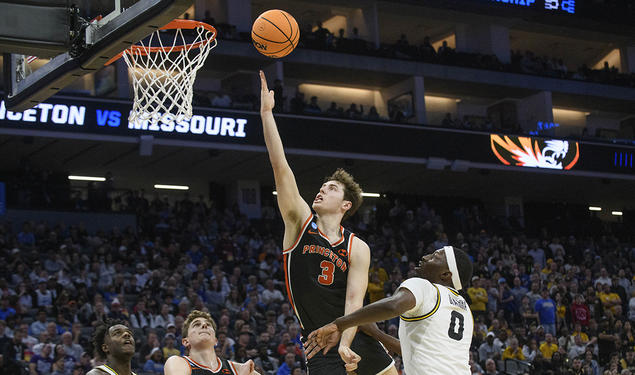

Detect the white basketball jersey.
xmin=94 ymin=365 xmax=137 ymax=375
xmin=397 ymin=278 xmax=473 ymax=375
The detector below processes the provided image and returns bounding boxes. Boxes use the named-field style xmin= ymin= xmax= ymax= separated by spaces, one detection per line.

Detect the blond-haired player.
xmin=164 ymin=310 xmax=259 ymax=375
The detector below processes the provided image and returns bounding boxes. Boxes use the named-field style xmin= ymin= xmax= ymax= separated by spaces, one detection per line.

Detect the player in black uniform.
xmin=260 ymin=70 xmax=396 ymax=375
xmin=87 ymin=319 xmax=136 ymax=375
xmin=164 ymin=310 xmax=259 ymax=375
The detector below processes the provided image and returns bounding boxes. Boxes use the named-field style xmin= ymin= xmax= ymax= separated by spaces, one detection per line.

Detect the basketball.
xmin=252 ymin=9 xmax=299 ymax=58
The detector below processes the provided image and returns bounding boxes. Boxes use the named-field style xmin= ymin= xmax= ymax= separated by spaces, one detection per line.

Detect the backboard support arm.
xmin=4 ymin=0 xmax=193 ymax=112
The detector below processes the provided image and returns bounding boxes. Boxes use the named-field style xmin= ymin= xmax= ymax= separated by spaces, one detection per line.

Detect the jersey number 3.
xmin=448 ymin=311 xmax=465 ymax=341
xmin=317 ymin=260 xmax=335 ymax=285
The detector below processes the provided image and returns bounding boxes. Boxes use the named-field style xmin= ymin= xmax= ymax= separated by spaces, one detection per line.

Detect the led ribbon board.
xmin=484 ymin=0 xmax=575 ymax=14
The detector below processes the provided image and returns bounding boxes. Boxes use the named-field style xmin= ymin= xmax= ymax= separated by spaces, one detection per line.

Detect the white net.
xmin=122 ymin=22 xmax=217 ymax=124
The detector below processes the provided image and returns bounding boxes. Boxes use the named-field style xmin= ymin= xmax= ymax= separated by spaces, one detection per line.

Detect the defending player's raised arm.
xmin=259 ymin=70 xmax=311 ymax=232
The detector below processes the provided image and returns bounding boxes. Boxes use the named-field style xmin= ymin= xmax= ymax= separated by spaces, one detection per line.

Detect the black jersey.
xmin=283 ymin=213 xmax=355 ymax=335
xmin=182 ymin=356 xmax=238 ymax=375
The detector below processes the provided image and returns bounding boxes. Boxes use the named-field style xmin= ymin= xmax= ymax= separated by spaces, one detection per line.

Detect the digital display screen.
xmin=478 ymin=0 xmax=575 ymax=14
xmin=1 ymin=97 xmax=633 ymax=177
xmin=490 ymin=135 xmax=579 ymax=170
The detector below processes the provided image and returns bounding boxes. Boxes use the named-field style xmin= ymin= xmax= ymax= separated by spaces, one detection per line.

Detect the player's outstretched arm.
xmin=259 ymin=71 xmax=310 ymax=235
xmin=359 ymin=323 xmax=402 ymax=356
xmin=304 ymin=288 xmax=416 ymax=359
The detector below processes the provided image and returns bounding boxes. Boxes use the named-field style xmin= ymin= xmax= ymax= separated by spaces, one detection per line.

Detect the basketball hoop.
xmin=106 ymin=19 xmax=217 ymax=124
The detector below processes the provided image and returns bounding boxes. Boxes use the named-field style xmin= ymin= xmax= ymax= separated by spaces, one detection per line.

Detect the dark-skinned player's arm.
xmin=259 ymin=71 xmax=311 ymax=246
xmin=359 ymin=323 xmax=402 ymax=356
xmin=304 ymin=287 xmax=416 ymax=359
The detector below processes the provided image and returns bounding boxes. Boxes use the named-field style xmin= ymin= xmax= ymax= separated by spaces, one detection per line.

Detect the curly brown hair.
xmin=324 ymin=168 xmax=363 ymax=220
xmin=182 ymin=310 xmax=217 ymax=339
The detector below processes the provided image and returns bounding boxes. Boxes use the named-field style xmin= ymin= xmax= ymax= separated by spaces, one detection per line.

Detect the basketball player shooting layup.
xmin=304 ymin=246 xmax=474 ymax=375
xmin=259 ymin=70 xmax=396 ymax=375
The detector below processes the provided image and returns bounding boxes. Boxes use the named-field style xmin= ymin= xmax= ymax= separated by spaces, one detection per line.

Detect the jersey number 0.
xmin=448 ymin=311 xmax=465 ymax=340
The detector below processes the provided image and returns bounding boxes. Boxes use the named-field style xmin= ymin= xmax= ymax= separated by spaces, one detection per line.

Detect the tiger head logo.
xmin=490 ymin=134 xmax=580 ymax=170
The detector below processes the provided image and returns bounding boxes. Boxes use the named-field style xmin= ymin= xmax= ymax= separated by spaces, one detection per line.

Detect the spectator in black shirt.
xmin=304 ymin=96 xmax=321 ymax=114
xmin=438 ymin=40 xmax=452 ymax=62
xmin=420 ymin=36 xmax=437 ymax=62
xmin=0 ymin=327 xmax=26 ymax=363
xmin=325 ymin=102 xmax=339 ymax=116
xmin=314 ymin=21 xmax=332 ymax=49
xmin=366 ymin=106 xmax=380 ymax=121
xmin=273 ymin=80 xmax=285 ymax=113
xmin=345 ymin=103 xmax=363 ymax=119
xmin=289 ymin=92 xmax=305 ymax=114
xmin=598 ymin=318 xmax=619 ymax=364
xmin=254 ymin=344 xmax=279 ymax=375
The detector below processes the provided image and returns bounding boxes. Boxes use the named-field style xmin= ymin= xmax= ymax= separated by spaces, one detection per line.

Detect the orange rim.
xmin=104 ymin=19 xmax=216 ymax=65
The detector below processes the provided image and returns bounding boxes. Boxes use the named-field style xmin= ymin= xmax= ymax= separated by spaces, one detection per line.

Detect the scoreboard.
xmin=485 ymin=0 xmax=576 ymax=14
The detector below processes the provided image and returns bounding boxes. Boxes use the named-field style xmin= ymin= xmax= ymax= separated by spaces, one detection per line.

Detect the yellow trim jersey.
xmin=94 ymin=365 xmax=137 ymax=375
xmin=398 ymin=278 xmax=473 ymax=375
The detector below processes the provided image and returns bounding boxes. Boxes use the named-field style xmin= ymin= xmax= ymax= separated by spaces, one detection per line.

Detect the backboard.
xmin=1 ymin=0 xmax=193 ymax=111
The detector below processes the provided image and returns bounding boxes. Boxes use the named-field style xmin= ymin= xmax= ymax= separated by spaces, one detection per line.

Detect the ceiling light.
xmin=154 ymin=184 xmax=189 ymax=190
xmin=274 ymin=191 xmax=380 ymax=198
xmin=68 ymin=175 xmax=105 ymax=182
xmin=612 ymin=211 xmax=623 ymax=216
xmin=588 ymin=206 xmax=602 ymax=211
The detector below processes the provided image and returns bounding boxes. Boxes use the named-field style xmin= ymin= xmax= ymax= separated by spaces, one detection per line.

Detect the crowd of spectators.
xmin=0 ymin=177 xmax=633 ymax=375
xmin=193 ymin=85 xmax=404 ymax=124
xmin=206 ymin=12 xmax=635 ymax=90
xmin=191 ymin=85 xmax=538 ymax=137
xmin=185 ymin=18 xmax=634 ymax=143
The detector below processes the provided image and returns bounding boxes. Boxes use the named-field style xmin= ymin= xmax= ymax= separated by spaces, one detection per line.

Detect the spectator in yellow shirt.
xmin=369 ymin=259 xmax=388 ymax=284
xmin=367 ymin=272 xmax=385 ymax=303
xmin=467 ymin=276 xmax=488 ymax=319
xmin=162 ymin=333 xmax=181 ymax=359
xmin=502 ymin=338 xmax=525 ymax=361
xmin=598 ymin=283 xmax=622 ymax=315
xmin=571 ymin=323 xmax=589 ymax=343
xmin=539 ymin=333 xmax=558 ymax=360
